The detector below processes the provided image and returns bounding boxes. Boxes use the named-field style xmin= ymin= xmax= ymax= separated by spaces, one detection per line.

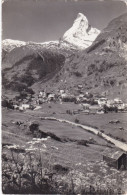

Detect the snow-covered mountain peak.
xmin=75 ymin=13 xmax=89 ymax=30
xmin=62 ymin=13 xmax=100 ymax=49
xmin=2 ymin=39 xmax=26 ymax=52
xmin=2 ymin=13 xmax=100 ymax=54
xmin=2 ymin=39 xmax=26 ymax=46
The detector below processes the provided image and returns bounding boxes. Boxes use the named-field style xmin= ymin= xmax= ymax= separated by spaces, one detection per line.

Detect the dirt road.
xmin=41 ymin=117 xmax=127 ymax=152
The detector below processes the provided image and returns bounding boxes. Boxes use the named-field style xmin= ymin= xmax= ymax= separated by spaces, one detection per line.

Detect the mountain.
xmin=2 ymin=42 xmax=65 ymax=93
xmin=2 ymin=13 xmax=100 ymax=94
xmin=62 ymin=13 xmax=100 ymax=49
xmin=2 ymin=37 xmax=78 ymax=95
xmin=2 ymin=39 xmax=26 ymax=60
xmin=2 ymin=41 xmax=57 ymax=68
xmin=2 ymin=13 xmax=100 ymax=65
xmin=2 ymin=39 xmax=77 ymax=71
xmin=43 ymin=13 xmax=127 ymax=100
xmin=2 ymin=39 xmax=26 ymax=52
xmin=2 ymin=13 xmax=100 ymax=57
xmin=4 ymin=13 xmax=127 ymax=100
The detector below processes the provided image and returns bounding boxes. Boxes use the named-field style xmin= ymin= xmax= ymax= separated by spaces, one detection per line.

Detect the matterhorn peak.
xmin=62 ymin=13 xmax=100 ymax=49
xmin=75 ymin=13 xmax=89 ymax=29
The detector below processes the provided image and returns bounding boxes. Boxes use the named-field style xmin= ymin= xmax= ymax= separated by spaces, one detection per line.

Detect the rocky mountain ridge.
xmin=2 ymin=13 xmax=100 ymax=57
xmin=2 ymin=39 xmax=26 ymax=52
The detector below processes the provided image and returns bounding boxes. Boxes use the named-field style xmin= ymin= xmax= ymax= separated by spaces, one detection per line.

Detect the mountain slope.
xmin=2 ymin=39 xmax=26 ymax=52
xmin=2 ymin=39 xmax=26 ymax=60
xmin=2 ymin=42 xmax=65 ymax=92
xmin=43 ymin=13 xmax=127 ymax=100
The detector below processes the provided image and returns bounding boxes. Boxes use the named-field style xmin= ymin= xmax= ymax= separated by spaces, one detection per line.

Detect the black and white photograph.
xmin=2 ymin=0 xmax=127 ymax=194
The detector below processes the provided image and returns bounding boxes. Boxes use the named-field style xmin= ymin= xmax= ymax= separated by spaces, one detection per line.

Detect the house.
xmin=113 ymin=98 xmax=125 ymax=111
xmin=103 ymin=149 xmax=127 ymax=170
xmin=76 ymin=95 xmax=89 ymax=103
xmin=48 ymin=94 xmax=56 ymax=101
xmin=114 ymin=98 xmax=123 ymax=104
xmin=98 ymin=98 xmax=108 ymax=106
xmin=19 ymin=104 xmax=30 ymax=110
xmin=101 ymin=91 xmax=108 ymax=97
xmin=106 ymin=100 xmax=115 ymax=107
xmin=82 ymin=103 xmax=90 ymax=110
xmin=77 ymin=84 xmax=83 ymax=89
xmin=96 ymin=109 xmax=104 ymax=114
xmin=38 ymin=91 xmax=46 ymax=98
xmin=117 ymin=103 xmax=125 ymax=111
xmin=13 ymin=105 xmax=19 ymax=110
xmin=19 ymin=106 xmax=24 ymax=111
xmin=60 ymin=90 xmax=65 ymax=95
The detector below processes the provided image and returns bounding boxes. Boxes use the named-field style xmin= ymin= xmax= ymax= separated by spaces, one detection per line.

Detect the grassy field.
xmin=2 ymin=102 xmax=127 ymax=193
xmin=77 ymin=112 xmax=127 ymax=143
xmin=27 ymin=102 xmax=127 ymax=142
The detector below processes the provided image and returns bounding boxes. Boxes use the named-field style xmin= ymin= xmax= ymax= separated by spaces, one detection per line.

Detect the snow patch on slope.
xmin=40 ymin=40 xmax=59 ymax=45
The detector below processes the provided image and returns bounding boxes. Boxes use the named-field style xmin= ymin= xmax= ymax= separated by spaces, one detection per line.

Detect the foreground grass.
xmin=2 ymin=137 xmax=127 ymax=194
xmin=2 ymin=104 xmax=127 ymax=194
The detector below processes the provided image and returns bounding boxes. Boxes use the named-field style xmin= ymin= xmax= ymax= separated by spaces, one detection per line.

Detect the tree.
xmin=29 ymin=123 xmax=39 ymax=134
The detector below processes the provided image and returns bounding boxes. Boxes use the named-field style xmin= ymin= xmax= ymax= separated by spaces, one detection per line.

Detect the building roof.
xmin=103 ymin=149 xmax=125 ymax=160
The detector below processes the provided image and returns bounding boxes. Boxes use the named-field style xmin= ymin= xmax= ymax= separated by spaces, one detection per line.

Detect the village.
xmin=2 ymin=85 xmax=127 ymax=115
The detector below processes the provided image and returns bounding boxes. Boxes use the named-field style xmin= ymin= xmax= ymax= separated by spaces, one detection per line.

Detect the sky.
xmin=2 ymin=0 xmax=127 ymax=42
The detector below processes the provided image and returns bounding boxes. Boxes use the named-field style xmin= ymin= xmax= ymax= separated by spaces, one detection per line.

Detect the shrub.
xmin=29 ymin=122 xmax=39 ymax=133
xmin=2 ymin=99 xmax=14 ymax=109
xmin=46 ymin=132 xmax=62 ymax=142
xmin=26 ymin=88 xmax=35 ymax=95
xmin=77 ymin=140 xmax=88 ymax=146
xmin=73 ymin=71 xmax=82 ymax=77
xmin=32 ymin=130 xmax=63 ymax=142
xmin=4 ymin=81 xmax=27 ymax=92
xmin=110 ymin=79 xmax=116 ymax=86
xmin=18 ymin=73 xmax=35 ymax=86
xmin=75 ymin=118 xmax=79 ymax=123
xmin=66 ymin=110 xmax=72 ymax=115
xmin=53 ymin=164 xmax=69 ymax=174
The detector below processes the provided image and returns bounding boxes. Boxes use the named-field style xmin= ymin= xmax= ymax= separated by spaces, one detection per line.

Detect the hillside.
xmin=2 ymin=43 xmax=65 ymax=93
xmin=2 ymin=39 xmax=26 ymax=60
xmin=44 ymin=13 xmax=127 ymax=101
